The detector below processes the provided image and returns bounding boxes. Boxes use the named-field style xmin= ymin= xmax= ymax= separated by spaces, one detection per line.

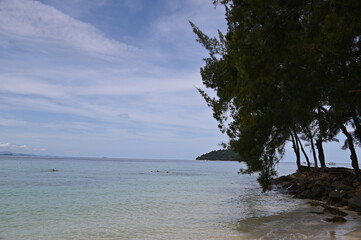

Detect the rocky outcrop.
xmin=273 ymin=167 xmax=361 ymax=214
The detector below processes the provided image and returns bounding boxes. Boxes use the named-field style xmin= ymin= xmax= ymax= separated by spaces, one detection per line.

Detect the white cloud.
xmin=0 ymin=75 xmax=68 ymax=98
xmin=0 ymin=140 xmax=47 ymax=153
xmin=0 ymin=0 xmax=136 ymax=56
xmin=81 ymin=74 xmax=200 ymax=96
xmin=0 ymin=142 xmax=27 ymax=149
xmin=0 ymin=142 xmax=10 ymax=147
xmin=0 ymin=117 xmax=27 ymax=126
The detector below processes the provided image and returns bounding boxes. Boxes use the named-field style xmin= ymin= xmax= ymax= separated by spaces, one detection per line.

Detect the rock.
xmin=332 ymin=182 xmax=354 ymax=191
xmin=282 ymin=182 xmax=292 ymax=188
xmin=329 ymin=190 xmax=347 ymax=201
xmin=348 ymin=195 xmax=361 ymax=210
xmin=310 ymin=211 xmax=324 ymax=214
xmin=353 ymin=181 xmax=361 ymax=188
xmin=308 ymin=201 xmax=325 ymax=207
xmin=315 ymin=180 xmax=328 ymax=187
xmin=322 ymin=206 xmax=348 ymax=216
xmin=310 ymin=185 xmax=326 ymax=198
xmin=277 ymin=175 xmax=290 ymax=183
xmin=301 ymin=190 xmax=311 ymax=198
xmin=356 ymin=185 xmax=361 ymax=192
xmin=348 ymin=190 xmax=356 ymax=199
xmin=324 ymin=217 xmax=347 ymax=223
xmin=355 ymin=191 xmax=361 ymax=197
xmin=335 ymin=201 xmax=348 ymax=207
xmin=320 ymin=173 xmax=331 ymax=179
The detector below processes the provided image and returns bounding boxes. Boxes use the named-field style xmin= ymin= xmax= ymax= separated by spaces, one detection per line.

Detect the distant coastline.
xmin=0 ymin=151 xmax=35 ymax=157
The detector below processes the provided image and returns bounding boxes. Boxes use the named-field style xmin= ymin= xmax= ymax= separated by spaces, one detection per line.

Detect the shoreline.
xmin=273 ymin=167 xmax=361 ymax=239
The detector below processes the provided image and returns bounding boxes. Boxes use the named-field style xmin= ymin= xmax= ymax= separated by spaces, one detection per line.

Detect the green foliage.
xmin=192 ymin=0 xmax=361 ymax=189
xmin=196 ymin=149 xmax=240 ymax=161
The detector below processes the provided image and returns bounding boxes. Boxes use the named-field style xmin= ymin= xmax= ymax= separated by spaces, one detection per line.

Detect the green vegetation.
xmin=192 ymin=0 xmax=361 ymax=189
xmin=196 ymin=149 xmax=240 ymax=161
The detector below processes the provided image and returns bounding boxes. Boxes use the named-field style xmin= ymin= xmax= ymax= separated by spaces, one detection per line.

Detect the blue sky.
xmin=0 ymin=0 xmax=358 ymax=164
xmin=0 ymin=0 xmax=230 ymax=159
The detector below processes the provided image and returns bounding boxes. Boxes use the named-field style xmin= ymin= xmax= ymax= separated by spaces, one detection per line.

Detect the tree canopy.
xmin=192 ymin=0 xmax=361 ymax=189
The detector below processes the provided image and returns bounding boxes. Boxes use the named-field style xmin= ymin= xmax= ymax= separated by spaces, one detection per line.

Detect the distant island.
xmin=196 ymin=149 xmax=240 ymax=161
xmin=0 ymin=151 xmax=35 ymax=156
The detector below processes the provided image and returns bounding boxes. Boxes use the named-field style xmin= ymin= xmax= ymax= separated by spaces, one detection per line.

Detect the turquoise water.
xmin=0 ymin=157 xmax=359 ymax=239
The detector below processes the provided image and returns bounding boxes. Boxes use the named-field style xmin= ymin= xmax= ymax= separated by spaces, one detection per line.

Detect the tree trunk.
xmin=352 ymin=110 xmax=361 ymax=142
xmin=340 ymin=124 xmax=360 ymax=177
xmin=316 ymin=138 xmax=326 ymax=168
xmin=290 ymin=132 xmax=301 ymax=170
xmin=305 ymin=128 xmax=318 ymax=169
xmin=296 ymin=134 xmax=310 ymax=168
xmin=310 ymin=137 xmax=318 ymax=169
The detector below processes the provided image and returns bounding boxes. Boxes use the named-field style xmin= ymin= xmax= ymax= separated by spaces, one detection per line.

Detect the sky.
xmin=0 ymin=0 xmax=230 ymax=159
xmin=0 ymin=0 xmax=358 ymax=163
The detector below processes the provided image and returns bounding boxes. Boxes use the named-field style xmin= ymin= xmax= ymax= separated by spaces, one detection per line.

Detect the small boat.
xmin=328 ymin=162 xmax=336 ymax=166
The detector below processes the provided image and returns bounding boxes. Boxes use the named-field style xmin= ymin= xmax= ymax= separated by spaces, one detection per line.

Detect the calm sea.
xmin=0 ymin=156 xmax=360 ymax=239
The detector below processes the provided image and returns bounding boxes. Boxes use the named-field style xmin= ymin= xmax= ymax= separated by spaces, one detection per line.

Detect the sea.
xmin=1 ymin=156 xmax=360 ymax=240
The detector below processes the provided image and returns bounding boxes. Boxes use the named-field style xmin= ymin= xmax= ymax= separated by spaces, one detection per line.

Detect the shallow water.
xmin=0 ymin=156 xmax=359 ymax=239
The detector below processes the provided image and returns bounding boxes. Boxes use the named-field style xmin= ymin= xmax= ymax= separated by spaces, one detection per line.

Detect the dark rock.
xmin=329 ymin=190 xmax=347 ymax=201
xmin=301 ymin=190 xmax=311 ymax=198
xmin=309 ymin=185 xmax=326 ymax=198
xmin=276 ymin=175 xmax=290 ymax=183
xmin=353 ymin=181 xmax=361 ymax=188
xmin=308 ymin=201 xmax=326 ymax=207
xmin=332 ymin=182 xmax=354 ymax=191
xmin=348 ymin=190 xmax=356 ymax=199
xmin=355 ymin=191 xmax=361 ymax=197
xmin=335 ymin=201 xmax=348 ymax=207
xmin=348 ymin=195 xmax=361 ymax=210
xmin=322 ymin=206 xmax=348 ymax=216
xmin=315 ymin=180 xmax=328 ymax=187
xmin=356 ymin=185 xmax=361 ymax=192
xmin=324 ymin=217 xmax=347 ymax=223
xmin=320 ymin=173 xmax=331 ymax=179
xmin=282 ymin=182 xmax=291 ymax=188
xmin=310 ymin=211 xmax=324 ymax=214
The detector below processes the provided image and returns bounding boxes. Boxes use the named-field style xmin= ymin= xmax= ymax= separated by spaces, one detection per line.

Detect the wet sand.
xmin=234 ymin=203 xmax=361 ymax=239
xmin=343 ymin=209 xmax=361 ymax=239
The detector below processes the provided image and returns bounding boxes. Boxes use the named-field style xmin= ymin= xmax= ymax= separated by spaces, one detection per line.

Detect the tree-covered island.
xmin=192 ymin=0 xmax=361 ymax=213
xmin=196 ymin=149 xmax=240 ymax=161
